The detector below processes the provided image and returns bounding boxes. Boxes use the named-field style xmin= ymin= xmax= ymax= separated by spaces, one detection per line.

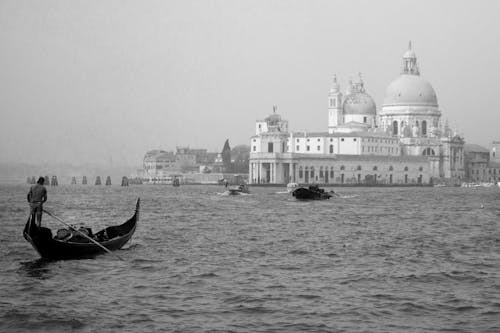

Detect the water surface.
xmin=1 ymin=184 xmax=499 ymax=332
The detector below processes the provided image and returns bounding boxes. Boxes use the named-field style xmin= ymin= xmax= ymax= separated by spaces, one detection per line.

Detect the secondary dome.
xmin=343 ymin=92 xmax=376 ymax=115
xmin=383 ymin=74 xmax=438 ymax=107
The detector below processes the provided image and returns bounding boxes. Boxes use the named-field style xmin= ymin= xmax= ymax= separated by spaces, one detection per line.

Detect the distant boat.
xmin=292 ymin=185 xmax=334 ymax=200
xmin=227 ymin=184 xmax=250 ymax=195
xmin=23 ymin=199 xmax=139 ymax=260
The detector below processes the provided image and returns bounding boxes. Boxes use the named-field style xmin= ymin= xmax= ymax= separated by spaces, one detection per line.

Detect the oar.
xmin=43 ymin=209 xmax=124 ymax=261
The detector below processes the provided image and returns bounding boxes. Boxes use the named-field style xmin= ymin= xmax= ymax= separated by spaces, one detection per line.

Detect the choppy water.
xmin=1 ymin=184 xmax=499 ymax=332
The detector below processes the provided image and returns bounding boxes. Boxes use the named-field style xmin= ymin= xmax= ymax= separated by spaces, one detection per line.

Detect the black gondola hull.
xmin=23 ymin=199 xmax=139 ymax=260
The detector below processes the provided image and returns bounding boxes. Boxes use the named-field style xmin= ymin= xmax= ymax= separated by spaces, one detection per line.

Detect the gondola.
xmin=23 ymin=198 xmax=140 ymax=260
xmin=292 ymin=185 xmax=333 ymax=200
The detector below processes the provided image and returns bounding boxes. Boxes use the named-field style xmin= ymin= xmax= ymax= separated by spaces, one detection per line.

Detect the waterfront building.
xmin=143 ymin=147 xmax=220 ymax=183
xmin=249 ymin=43 xmax=465 ymax=185
xmin=464 ymin=142 xmax=500 ymax=184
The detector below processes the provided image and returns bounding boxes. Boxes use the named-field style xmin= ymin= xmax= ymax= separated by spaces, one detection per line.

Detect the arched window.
xmin=299 ymin=167 xmax=303 ymax=178
xmin=319 ymin=167 xmax=324 ymax=178
xmin=404 ymin=166 xmax=409 ymax=171
xmin=389 ymin=166 xmax=394 ymax=171
xmin=329 ymin=145 xmax=334 ymax=153
xmin=419 ymin=166 xmax=423 ymax=171
xmin=422 ymin=120 xmax=427 ymax=136
xmin=357 ymin=165 xmax=362 ymax=171
xmin=330 ymin=167 xmax=334 ymax=178
xmin=310 ymin=167 xmax=315 ymax=178
xmin=373 ymin=166 xmax=378 ymax=171
xmin=340 ymin=165 xmax=345 ymax=171
xmin=393 ymin=121 xmax=398 ymax=135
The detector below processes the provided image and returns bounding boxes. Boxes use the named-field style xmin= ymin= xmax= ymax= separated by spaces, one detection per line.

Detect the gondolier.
xmin=27 ymin=177 xmax=47 ymax=227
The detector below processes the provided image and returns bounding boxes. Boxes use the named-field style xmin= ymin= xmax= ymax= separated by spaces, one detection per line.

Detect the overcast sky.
xmin=1 ymin=0 xmax=499 ymax=167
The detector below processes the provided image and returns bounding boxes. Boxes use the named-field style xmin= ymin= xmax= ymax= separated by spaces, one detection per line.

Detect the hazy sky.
xmin=1 ymin=0 xmax=499 ymax=167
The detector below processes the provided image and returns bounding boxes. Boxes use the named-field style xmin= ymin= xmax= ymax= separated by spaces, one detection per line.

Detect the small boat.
xmin=227 ymin=184 xmax=250 ymax=195
xmin=292 ymin=185 xmax=333 ymax=200
xmin=23 ymin=199 xmax=140 ymax=260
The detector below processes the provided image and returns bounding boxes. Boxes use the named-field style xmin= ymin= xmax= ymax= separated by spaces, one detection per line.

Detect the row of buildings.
xmin=142 ymin=42 xmax=497 ymax=186
xmin=464 ymin=142 xmax=500 ymax=184
xmin=142 ymin=145 xmax=250 ymax=184
xmin=248 ymin=42 xmax=492 ymax=186
xmin=142 ymin=147 xmax=223 ymax=183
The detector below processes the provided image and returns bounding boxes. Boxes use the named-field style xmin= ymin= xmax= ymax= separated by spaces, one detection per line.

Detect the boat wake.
xmin=336 ymin=194 xmax=359 ymax=199
xmin=217 ymin=191 xmax=250 ymax=196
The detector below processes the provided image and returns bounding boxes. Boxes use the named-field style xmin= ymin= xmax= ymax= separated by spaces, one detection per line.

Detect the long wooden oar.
xmin=43 ymin=209 xmax=124 ymax=261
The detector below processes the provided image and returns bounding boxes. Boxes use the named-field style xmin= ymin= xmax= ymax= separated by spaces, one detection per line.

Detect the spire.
xmin=402 ymin=41 xmax=420 ymax=75
xmin=346 ymin=77 xmax=354 ymax=94
xmin=358 ymin=72 xmax=365 ymax=92
xmin=330 ymin=74 xmax=340 ymax=93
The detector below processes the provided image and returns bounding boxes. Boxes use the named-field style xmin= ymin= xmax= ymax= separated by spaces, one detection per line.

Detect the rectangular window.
xmin=268 ymin=142 xmax=273 ymax=153
xmin=317 ymin=146 xmax=320 ymax=151
xmin=296 ymin=145 xmax=300 ymax=151
xmin=341 ymin=138 xmax=344 ymax=142
xmin=253 ymin=146 xmax=256 ymax=151
xmin=307 ymin=146 xmax=310 ymax=151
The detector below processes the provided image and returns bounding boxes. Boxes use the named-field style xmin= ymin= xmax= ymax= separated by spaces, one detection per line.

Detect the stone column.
xmin=273 ymin=163 xmax=277 ymax=184
xmin=258 ymin=162 xmax=262 ymax=184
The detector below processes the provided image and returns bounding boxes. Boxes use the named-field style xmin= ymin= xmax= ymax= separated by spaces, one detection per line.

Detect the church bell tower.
xmin=328 ymin=75 xmax=343 ymax=133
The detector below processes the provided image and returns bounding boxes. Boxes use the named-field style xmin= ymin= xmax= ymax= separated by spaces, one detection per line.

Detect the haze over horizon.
xmin=1 ymin=0 xmax=499 ymax=167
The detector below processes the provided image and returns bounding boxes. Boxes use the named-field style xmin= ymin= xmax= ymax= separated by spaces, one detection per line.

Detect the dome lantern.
xmin=402 ymin=41 xmax=420 ymax=75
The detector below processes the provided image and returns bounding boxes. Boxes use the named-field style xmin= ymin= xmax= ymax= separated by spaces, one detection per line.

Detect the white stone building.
xmin=249 ymin=43 xmax=465 ymax=185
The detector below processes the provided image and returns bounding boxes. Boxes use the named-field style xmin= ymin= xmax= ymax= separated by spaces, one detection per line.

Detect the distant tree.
xmin=231 ymin=145 xmax=250 ymax=173
xmin=221 ymin=139 xmax=232 ymax=172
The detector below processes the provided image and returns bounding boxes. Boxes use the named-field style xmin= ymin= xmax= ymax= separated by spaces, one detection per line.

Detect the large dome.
xmin=383 ymin=74 xmax=438 ymax=107
xmin=343 ymin=92 xmax=376 ymax=115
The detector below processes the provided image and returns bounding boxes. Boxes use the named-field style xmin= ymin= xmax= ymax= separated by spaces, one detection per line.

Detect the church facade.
xmin=249 ymin=43 xmax=465 ymax=185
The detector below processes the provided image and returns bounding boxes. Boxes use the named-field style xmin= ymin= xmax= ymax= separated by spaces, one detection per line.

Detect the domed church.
xmin=248 ymin=43 xmax=465 ymax=185
xmin=379 ymin=42 xmax=464 ymax=180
